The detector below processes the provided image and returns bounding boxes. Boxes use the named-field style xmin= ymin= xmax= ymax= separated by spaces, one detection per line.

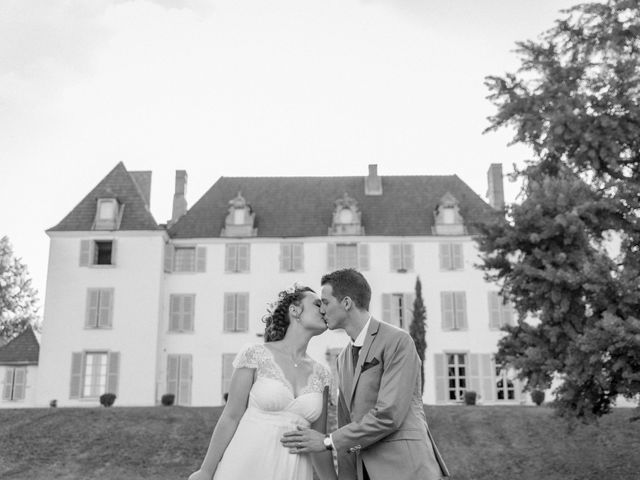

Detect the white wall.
xmin=36 ymin=232 xmax=166 ymax=407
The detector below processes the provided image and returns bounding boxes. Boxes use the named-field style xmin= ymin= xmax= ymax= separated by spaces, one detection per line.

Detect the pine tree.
xmin=409 ymin=276 xmax=427 ymax=394
xmin=0 ymin=236 xmax=40 ymax=342
xmin=478 ymin=0 xmax=640 ymax=421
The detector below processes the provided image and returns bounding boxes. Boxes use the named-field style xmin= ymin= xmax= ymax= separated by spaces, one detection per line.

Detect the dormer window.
xmin=94 ymin=198 xmax=121 ymax=230
xmin=329 ymin=193 xmax=364 ymax=236
xmin=221 ymin=191 xmax=257 ymax=237
xmin=433 ymin=192 xmax=466 ymax=235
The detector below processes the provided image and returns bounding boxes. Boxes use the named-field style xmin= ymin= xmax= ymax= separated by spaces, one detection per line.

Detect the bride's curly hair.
xmin=262 ymin=285 xmax=315 ymax=342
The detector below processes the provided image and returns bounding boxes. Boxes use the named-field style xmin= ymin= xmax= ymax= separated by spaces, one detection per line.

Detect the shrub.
xmin=464 ymin=390 xmax=477 ymax=405
xmin=161 ymin=394 xmax=175 ymax=406
xmin=99 ymin=393 xmax=116 ymax=407
xmin=49 ymin=399 xmax=57 ymax=408
xmin=531 ymin=390 xmax=545 ymax=406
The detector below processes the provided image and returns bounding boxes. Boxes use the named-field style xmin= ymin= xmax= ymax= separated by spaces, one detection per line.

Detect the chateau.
xmin=1 ymin=163 xmax=525 ymax=408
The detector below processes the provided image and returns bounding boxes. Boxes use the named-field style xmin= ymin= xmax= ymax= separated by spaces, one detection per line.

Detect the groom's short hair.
xmin=321 ymin=268 xmax=371 ymax=311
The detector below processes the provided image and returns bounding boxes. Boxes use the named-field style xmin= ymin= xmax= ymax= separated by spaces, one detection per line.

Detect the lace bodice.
xmin=233 ymin=343 xmax=332 ymax=422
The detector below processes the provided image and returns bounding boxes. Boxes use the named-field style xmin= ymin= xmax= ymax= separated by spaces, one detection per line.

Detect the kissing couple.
xmin=188 ymin=268 xmax=449 ymax=480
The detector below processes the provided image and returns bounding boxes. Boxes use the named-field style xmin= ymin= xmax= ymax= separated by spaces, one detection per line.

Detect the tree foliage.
xmin=0 ymin=236 xmax=40 ymax=342
xmin=409 ymin=276 xmax=427 ymax=394
xmin=477 ymin=0 xmax=640 ymax=421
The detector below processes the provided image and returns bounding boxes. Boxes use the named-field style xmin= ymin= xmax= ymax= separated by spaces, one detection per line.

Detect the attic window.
xmin=338 ymin=208 xmax=354 ymax=224
xmin=432 ymin=192 xmax=466 ymax=235
xmin=94 ymin=199 xmax=120 ymax=230
xmin=441 ymin=206 xmax=456 ymax=224
xmin=329 ymin=193 xmax=364 ymax=236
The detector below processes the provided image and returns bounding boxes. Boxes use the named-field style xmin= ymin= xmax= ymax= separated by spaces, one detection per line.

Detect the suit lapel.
xmin=348 ymin=318 xmax=380 ymax=408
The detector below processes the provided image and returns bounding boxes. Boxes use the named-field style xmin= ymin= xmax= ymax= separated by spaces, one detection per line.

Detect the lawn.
xmin=0 ymin=405 xmax=638 ymax=480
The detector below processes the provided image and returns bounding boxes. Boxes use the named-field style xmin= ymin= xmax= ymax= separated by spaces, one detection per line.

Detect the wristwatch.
xmin=323 ymin=435 xmax=333 ymax=451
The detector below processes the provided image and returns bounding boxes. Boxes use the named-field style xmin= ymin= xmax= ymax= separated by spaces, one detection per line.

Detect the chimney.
xmin=486 ymin=163 xmax=505 ymax=210
xmin=171 ymin=170 xmax=188 ymax=223
xmin=129 ymin=171 xmax=152 ymax=209
xmin=364 ymin=164 xmax=382 ymax=195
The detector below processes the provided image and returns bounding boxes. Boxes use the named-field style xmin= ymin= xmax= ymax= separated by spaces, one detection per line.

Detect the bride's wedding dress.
xmin=213 ymin=343 xmax=332 ymax=480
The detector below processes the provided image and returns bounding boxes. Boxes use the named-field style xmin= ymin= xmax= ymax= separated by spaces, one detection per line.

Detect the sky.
xmin=1 ymin=0 xmax=585 ymax=312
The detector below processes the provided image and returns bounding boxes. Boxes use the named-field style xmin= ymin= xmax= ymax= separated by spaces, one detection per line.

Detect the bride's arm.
xmin=310 ymin=387 xmax=338 ymax=480
xmin=188 ymin=368 xmax=255 ymax=480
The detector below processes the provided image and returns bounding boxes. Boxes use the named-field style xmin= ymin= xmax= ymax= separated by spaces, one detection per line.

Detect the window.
xmin=94 ymin=198 xmax=120 ymax=230
xmin=69 ymin=351 xmax=119 ymax=399
xmin=79 ymin=240 xmax=117 ymax=267
xmin=164 ymin=245 xmax=206 ymax=273
xmin=224 ymin=293 xmax=249 ymax=332
xmin=328 ymin=243 xmax=369 ymax=270
xmin=390 ymin=244 xmax=414 ymax=272
xmin=488 ymin=292 xmax=515 ymax=329
xmin=167 ymin=354 xmax=192 ymax=406
xmin=447 ymin=353 xmax=467 ymax=401
xmin=382 ymin=293 xmax=414 ymax=329
xmin=85 ymin=289 xmax=114 ymax=328
xmin=169 ymin=294 xmax=195 ymax=332
xmin=439 ymin=243 xmax=463 ymax=270
xmin=2 ymin=367 xmax=26 ymax=401
xmin=441 ymin=292 xmax=467 ymax=330
xmin=94 ymin=241 xmax=113 ymax=265
xmin=496 ymin=367 xmax=515 ymax=400
xmin=225 ymin=244 xmax=250 ymax=273
xmin=280 ymin=243 xmax=303 ymax=272
xmin=221 ymin=353 xmax=236 ymax=398
xmin=174 ymin=247 xmax=195 ymax=272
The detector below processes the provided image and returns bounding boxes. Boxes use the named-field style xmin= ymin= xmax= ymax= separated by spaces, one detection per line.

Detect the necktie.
xmin=351 ymin=345 xmax=361 ymax=373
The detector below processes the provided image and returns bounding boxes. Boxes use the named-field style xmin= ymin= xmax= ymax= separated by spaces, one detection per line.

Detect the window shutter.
xmin=468 ymin=354 xmax=481 ymax=398
xmin=441 ymin=292 xmax=454 ymax=330
xmin=166 ymin=355 xmax=179 ymax=396
xmin=390 ymin=244 xmax=402 ymax=271
xmin=223 ymin=294 xmax=236 ymax=332
xmin=488 ymin=292 xmax=501 ymax=330
xmin=327 ymin=243 xmax=336 ymax=270
xmin=107 ymin=352 xmax=120 ymax=395
xmin=109 ymin=239 xmax=117 ymax=266
xmin=2 ymin=369 xmax=13 ymax=400
xmin=69 ymin=352 xmax=83 ymax=399
xmin=434 ymin=354 xmax=447 ymax=403
xmin=79 ymin=240 xmax=91 ymax=267
xmin=164 ymin=243 xmax=174 ymax=273
xmin=98 ymin=289 xmax=114 ymax=328
xmin=480 ymin=354 xmax=495 ymax=402
xmin=358 ymin=244 xmax=370 ymax=271
xmin=452 ymin=244 xmax=463 ymax=269
xmin=502 ymin=302 xmax=515 ymax=327
xmin=182 ymin=295 xmax=195 ymax=331
xmin=225 ymin=244 xmax=237 ymax=272
xmin=169 ymin=295 xmax=181 ymax=332
xmin=237 ymin=244 xmax=249 ymax=272
xmin=454 ymin=292 xmax=467 ymax=330
xmin=280 ymin=244 xmax=292 ymax=271
xmin=439 ymin=244 xmax=451 ymax=270
xmin=382 ymin=294 xmax=391 ymax=323
xmin=13 ymin=367 xmax=26 ymax=401
xmin=236 ymin=293 xmax=249 ymax=331
xmin=196 ymin=247 xmax=207 ymax=273
xmin=86 ymin=290 xmax=100 ymax=328
xmin=292 ymin=244 xmax=303 ymax=271
xmin=403 ymin=244 xmax=414 ymax=271
xmin=178 ymin=355 xmax=192 ymax=406
xmin=403 ymin=293 xmax=415 ymax=329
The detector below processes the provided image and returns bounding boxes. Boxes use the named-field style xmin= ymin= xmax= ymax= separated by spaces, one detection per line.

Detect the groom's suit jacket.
xmin=332 ymin=318 xmax=449 ymax=480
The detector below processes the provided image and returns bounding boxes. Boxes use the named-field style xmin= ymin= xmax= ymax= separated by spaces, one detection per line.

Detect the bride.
xmin=188 ymin=285 xmax=338 ymax=480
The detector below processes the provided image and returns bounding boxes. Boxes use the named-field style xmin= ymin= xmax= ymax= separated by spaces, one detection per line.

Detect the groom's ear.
xmin=342 ymin=296 xmax=352 ymax=311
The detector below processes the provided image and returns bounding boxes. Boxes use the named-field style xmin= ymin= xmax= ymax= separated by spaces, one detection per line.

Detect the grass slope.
xmin=0 ymin=406 xmax=638 ymax=480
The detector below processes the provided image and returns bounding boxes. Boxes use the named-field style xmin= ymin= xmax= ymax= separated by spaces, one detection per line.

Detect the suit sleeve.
xmin=331 ymin=331 xmax=419 ymax=452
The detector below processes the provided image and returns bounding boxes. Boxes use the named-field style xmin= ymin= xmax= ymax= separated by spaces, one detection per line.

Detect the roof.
xmin=0 ymin=326 xmax=40 ymax=365
xmin=169 ymin=175 xmax=494 ymax=238
xmin=48 ymin=162 xmax=160 ymax=232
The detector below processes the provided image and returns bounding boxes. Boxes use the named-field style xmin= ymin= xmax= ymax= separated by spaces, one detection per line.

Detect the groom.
xmin=281 ymin=268 xmax=449 ymax=480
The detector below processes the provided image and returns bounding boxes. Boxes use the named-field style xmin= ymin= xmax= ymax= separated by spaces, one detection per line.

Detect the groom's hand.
xmin=280 ymin=426 xmax=326 ymax=454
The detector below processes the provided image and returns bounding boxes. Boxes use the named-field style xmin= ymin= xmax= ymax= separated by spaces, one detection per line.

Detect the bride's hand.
xmin=188 ymin=469 xmax=213 ymax=480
